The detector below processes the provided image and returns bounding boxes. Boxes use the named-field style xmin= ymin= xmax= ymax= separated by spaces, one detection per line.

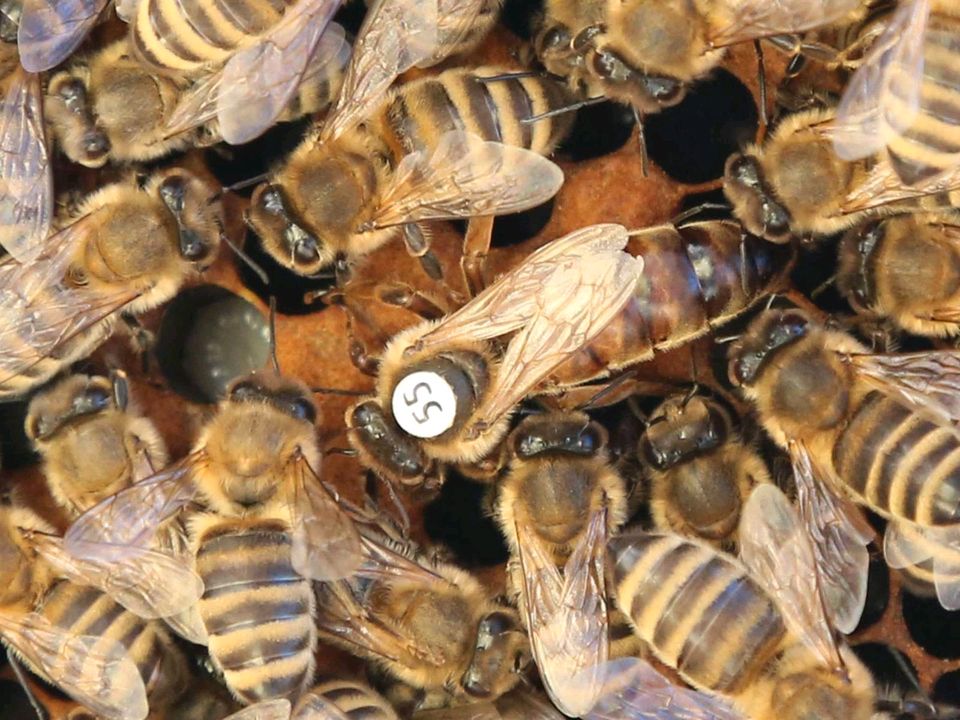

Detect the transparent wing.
xmin=584 ymin=657 xmax=745 ymax=720
xmin=884 ymin=522 xmax=960 ymax=611
xmin=414 ymin=705 xmax=502 ymax=720
xmin=0 ymin=215 xmax=140 ymax=390
xmin=223 ymin=699 xmax=292 ymax=720
xmin=30 ymin=533 xmax=202 ymax=620
xmin=288 ymin=453 xmax=363 ymax=581
xmin=848 ymin=350 xmax=960 ymax=428
xmin=517 ymin=507 xmax=609 ymax=717
xmin=161 ymin=604 xmax=209 ymax=645
xmin=367 ymin=131 xmax=564 ymax=229
xmin=321 ymin=0 xmax=439 ymax=142
xmin=114 ymin=0 xmax=140 ymax=23
xmin=414 ymin=223 xmax=640 ymax=356
xmin=217 ymin=9 xmax=345 ymax=144
xmin=789 ymin=441 xmax=872 ymax=634
xmin=0 ymin=612 xmax=148 ymax=720
xmin=739 ymin=483 xmax=847 ymax=674
xmin=708 ymin=0 xmax=863 ymax=48
xmin=293 ymin=691 xmax=353 ymax=720
xmin=17 ymin=0 xmax=108 ymax=72
xmin=832 ymin=0 xmax=930 ymax=161
xmin=417 ymin=0 xmax=494 ymax=67
xmin=0 ymin=66 xmax=52 ymax=262
xmin=64 ymin=455 xmax=200 ymax=557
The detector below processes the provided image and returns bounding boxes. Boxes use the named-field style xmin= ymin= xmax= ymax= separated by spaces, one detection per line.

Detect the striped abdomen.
xmin=308 ymin=678 xmax=400 ymax=720
xmin=37 ymin=582 xmax=187 ymax=707
xmin=196 ymin=520 xmax=316 ymax=703
xmin=131 ymin=0 xmax=287 ymax=74
xmin=378 ymin=66 xmax=575 ymax=159
xmin=882 ymin=4 xmax=960 ymax=185
xmin=550 ymin=222 xmax=792 ymax=387
xmin=833 ymin=391 xmax=960 ymax=526
xmin=611 ymin=532 xmax=786 ymax=694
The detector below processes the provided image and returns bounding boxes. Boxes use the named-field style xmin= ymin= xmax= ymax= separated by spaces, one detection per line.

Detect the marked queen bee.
xmin=63 ymin=370 xmax=364 ymax=703
xmin=345 ymin=223 xmax=644 ymax=490
xmin=0 ymin=167 xmax=223 ymax=399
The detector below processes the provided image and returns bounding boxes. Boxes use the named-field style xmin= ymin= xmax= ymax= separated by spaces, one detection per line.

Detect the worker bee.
xmin=345 ymin=223 xmax=643 ymax=490
xmin=836 ymin=212 xmax=960 ymax=338
xmin=493 ymin=411 xmax=628 ymax=716
xmin=313 ymin=525 xmax=531 ymax=711
xmin=639 ymin=394 xmax=772 ymax=550
xmin=0 ymin=167 xmax=223 ymax=399
xmin=727 ymin=307 xmax=960 ymax=612
xmin=724 ymin=104 xmax=960 ymax=244
xmin=609 ymin=484 xmax=876 ymax=720
xmin=222 ymin=678 xmax=400 ymax=720
xmin=64 ymin=370 xmax=364 ymax=704
xmin=0 ymin=503 xmax=189 ymax=720
xmin=243 ymin=0 xmax=570 ymax=281
xmin=25 ymin=372 xmax=167 ymax=518
xmin=831 ymin=0 xmax=960 ymax=187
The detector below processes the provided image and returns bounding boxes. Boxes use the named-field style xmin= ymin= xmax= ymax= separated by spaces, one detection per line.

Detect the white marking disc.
xmin=391 ymin=371 xmax=457 ymax=439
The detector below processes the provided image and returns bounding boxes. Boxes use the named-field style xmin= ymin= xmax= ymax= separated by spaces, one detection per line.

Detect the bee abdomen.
xmin=131 ymin=0 xmax=285 ymax=74
xmin=196 ymin=525 xmax=316 ymax=703
xmin=834 ymin=391 xmax=960 ymax=525
xmin=311 ymin=677 xmax=400 ymax=720
xmin=381 ymin=67 xmax=573 ymax=158
xmin=611 ymin=533 xmax=785 ymax=693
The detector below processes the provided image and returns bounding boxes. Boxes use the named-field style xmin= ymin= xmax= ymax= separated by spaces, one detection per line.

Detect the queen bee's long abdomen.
xmin=195 ymin=519 xmax=316 ymax=703
xmin=612 ymin=533 xmax=786 ymax=695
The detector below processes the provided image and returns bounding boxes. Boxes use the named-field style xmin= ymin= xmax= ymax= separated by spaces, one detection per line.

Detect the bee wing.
xmin=414 ymin=706 xmax=503 ymax=720
xmin=0 ymin=611 xmax=148 ymax=720
xmin=31 ymin=534 xmax=202 ymax=621
xmin=17 ymin=0 xmax=108 ymax=72
xmin=367 ymin=131 xmax=564 ymax=229
xmin=288 ymin=453 xmax=363 ymax=581
xmin=64 ymin=455 xmax=200 ymax=557
xmin=217 ymin=11 xmax=346 ymax=144
xmin=113 ymin=0 xmax=141 ymax=23
xmin=789 ymin=441 xmax=872 ymax=634
xmin=417 ymin=0 xmax=496 ymax=68
xmin=707 ymin=0 xmax=863 ymax=48
xmin=739 ymin=483 xmax=847 ymax=673
xmin=583 ymin=657 xmax=745 ymax=720
xmin=0 ymin=215 xmax=142 ymax=390
xmin=848 ymin=350 xmax=960 ymax=428
xmin=839 ymin=157 xmax=960 ymax=214
xmin=222 ymin=699 xmax=292 ymax=720
xmin=0 ymin=66 xmax=52 ymax=263
xmin=884 ymin=522 xmax=960 ymax=610
xmin=321 ymin=0 xmax=439 ymax=142
xmin=832 ymin=0 xmax=930 ymax=161
xmin=293 ymin=691 xmax=354 ymax=720
xmin=516 ymin=507 xmax=609 ymax=717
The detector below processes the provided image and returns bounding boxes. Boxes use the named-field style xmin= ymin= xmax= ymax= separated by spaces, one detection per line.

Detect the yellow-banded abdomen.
xmin=833 ymin=391 xmax=960 ymax=526
xmin=309 ymin=678 xmax=400 ymax=720
xmin=194 ymin=519 xmax=316 ymax=704
xmin=611 ymin=532 xmax=786 ymax=694
xmin=131 ymin=0 xmax=288 ymax=75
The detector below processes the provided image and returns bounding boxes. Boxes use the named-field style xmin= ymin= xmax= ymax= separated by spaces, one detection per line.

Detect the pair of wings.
xmin=63 ymin=448 xmax=364 ymax=620
xmin=706 ymin=0 xmax=863 ymax=49
xmin=410 ymin=224 xmax=644 ymax=436
xmin=161 ymin=0 xmax=491 ymax=145
xmin=0 ymin=206 xmax=143 ymax=392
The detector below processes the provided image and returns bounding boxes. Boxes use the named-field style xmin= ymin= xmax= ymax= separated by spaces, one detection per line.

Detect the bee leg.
xmin=323 ymin=292 xmax=385 ymax=376
xmin=402 ymin=223 xmax=444 ymax=283
xmin=461 ymin=215 xmax=494 ymax=297
xmin=120 ymin=312 xmax=155 ymax=374
xmin=7 ymin=648 xmax=48 ymax=720
xmin=754 ymin=40 xmax=769 ymax=130
xmin=632 ymin=106 xmax=649 ymax=176
xmin=376 ymin=283 xmax=451 ymax=320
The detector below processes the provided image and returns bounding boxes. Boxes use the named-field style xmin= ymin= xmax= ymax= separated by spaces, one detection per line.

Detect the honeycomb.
xmin=2 ymin=1 xmax=960 ymax=717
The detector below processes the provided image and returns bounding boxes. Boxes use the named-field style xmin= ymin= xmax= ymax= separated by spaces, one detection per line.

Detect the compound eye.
xmin=540 ymin=25 xmax=570 ymax=52
xmin=81 ymin=386 xmax=111 ymax=412
xmin=293 ymin=238 xmax=320 ymax=265
xmin=260 ymin=186 xmax=285 ymax=216
xmin=82 ymin=130 xmax=110 ymax=158
xmin=729 ymin=155 xmax=761 ymax=188
xmin=229 ymin=380 xmax=262 ymax=403
xmin=779 ymin=311 xmax=810 ymax=339
xmin=762 ymin=200 xmax=790 ymax=236
xmin=641 ymin=74 xmax=682 ymax=102
xmin=159 ymin=174 xmax=187 ymax=213
xmin=288 ymin=397 xmax=317 ymax=424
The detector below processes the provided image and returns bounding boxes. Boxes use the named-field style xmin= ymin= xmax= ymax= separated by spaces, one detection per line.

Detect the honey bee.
xmin=536 ymin=0 xmax=864 ymax=131
xmin=25 ymin=372 xmax=167 ymax=518
xmin=244 ymin=0 xmax=569 ymax=281
xmin=727 ymin=307 xmax=960 ymax=612
xmin=0 ymin=503 xmax=188 ymax=720
xmin=493 ymin=411 xmax=628 ymax=716
xmin=313 ymin=525 xmax=531 ymax=711
xmin=0 ymin=167 xmax=223 ymax=399
xmin=639 ymin=394 xmax=772 ymax=550
xmin=64 ymin=370 xmax=364 ymax=704
xmin=223 ymin=678 xmax=400 ymax=720
xmin=345 ymin=224 xmax=643 ymax=490
xmin=608 ymin=484 xmax=876 ymax=720
xmin=836 ymin=212 xmax=960 ymax=338
xmin=831 ymin=0 xmax=960 ymax=187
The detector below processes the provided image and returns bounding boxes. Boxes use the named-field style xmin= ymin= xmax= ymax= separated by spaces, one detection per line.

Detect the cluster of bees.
xmin=4 ymin=0 xmax=960 ymax=718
